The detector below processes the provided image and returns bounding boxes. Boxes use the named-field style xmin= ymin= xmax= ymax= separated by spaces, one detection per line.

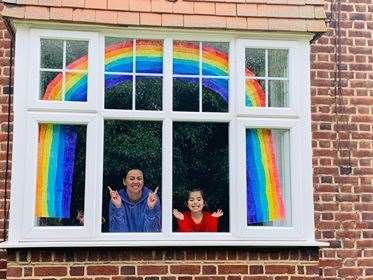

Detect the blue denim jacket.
xmin=109 ymin=186 xmax=161 ymax=232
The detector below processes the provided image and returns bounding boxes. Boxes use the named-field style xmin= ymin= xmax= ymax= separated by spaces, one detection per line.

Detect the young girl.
xmin=173 ymin=188 xmax=223 ymax=232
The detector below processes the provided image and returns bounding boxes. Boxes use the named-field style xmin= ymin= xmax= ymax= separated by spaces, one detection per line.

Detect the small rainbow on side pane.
xmin=35 ymin=124 xmax=78 ymax=218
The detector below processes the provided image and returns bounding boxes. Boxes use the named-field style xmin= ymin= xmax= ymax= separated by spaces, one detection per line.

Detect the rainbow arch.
xmin=39 ymin=39 xmax=282 ymax=223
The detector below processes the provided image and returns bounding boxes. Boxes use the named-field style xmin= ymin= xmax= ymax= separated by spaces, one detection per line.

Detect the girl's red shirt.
xmin=176 ymin=211 xmax=218 ymax=232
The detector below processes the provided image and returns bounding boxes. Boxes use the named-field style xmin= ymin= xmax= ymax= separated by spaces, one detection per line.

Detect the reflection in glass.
xmin=66 ymin=40 xmax=89 ymax=70
xmin=268 ymin=49 xmax=288 ymax=78
xmin=65 ymin=72 xmax=88 ymax=102
xmin=202 ymin=78 xmax=228 ymax=112
xmin=40 ymin=39 xmax=63 ymax=69
xmin=245 ymin=79 xmax=266 ymax=107
xmin=36 ymin=124 xmax=86 ymax=226
xmin=105 ymin=37 xmax=133 ymax=73
xmin=136 ymin=76 xmax=162 ymax=110
xmin=102 ymin=120 xmax=162 ymax=232
xmin=173 ymin=122 xmax=229 ymax=232
xmin=173 ymin=41 xmax=199 ymax=75
xmin=136 ymin=39 xmax=163 ymax=74
xmin=202 ymin=42 xmax=229 ymax=76
xmin=173 ymin=77 xmax=199 ymax=112
xmin=40 ymin=71 xmax=63 ymax=101
xmin=269 ymin=80 xmax=288 ymax=107
xmin=105 ymin=74 xmax=132 ymax=110
xmin=245 ymin=48 xmax=265 ymax=77
xmin=245 ymin=128 xmax=287 ymax=226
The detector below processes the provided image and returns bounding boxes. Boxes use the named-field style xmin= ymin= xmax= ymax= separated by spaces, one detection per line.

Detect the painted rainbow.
xmin=35 ymin=124 xmax=78 ymax=218
xmin=40 ymin=39 xmax=284 ymax=223
xmin=246 ymin=129 xmax=285 ymax=224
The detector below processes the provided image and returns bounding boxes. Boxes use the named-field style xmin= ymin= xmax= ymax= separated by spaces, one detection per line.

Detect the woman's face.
xmin=187 ymin=191 xmax=204 ymax=213
xmin=124 ymin=169 xmax=144 ymax=195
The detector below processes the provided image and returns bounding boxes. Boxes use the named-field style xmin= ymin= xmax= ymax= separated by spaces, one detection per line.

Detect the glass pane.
xmin=40 ymin=39 xmax=63 ymax=69
xmin=202 ymin=42 xmax=229 ymax=76
xmin=35 ymin=124 xmax=86 ymax=226
xmin=245 ymin=79 xmax=266 ymax=107
xmin=64 ymin=72 xmax=88 ymax=102
xmin=102 ymin=120 xmax=162 ymax=233
xmin=136 ymin=39 xmax=163 ymax=74
xmin=105 ymin=37 xmax=133 ymax=73
xmin=66 ymin=40 xmax=89 ymax=70
xmin=269 ymin=80 xmax=288 ymax=107
xmin=40 ymin=71 xmax=63 ymax=101
xmin=173 ymin=122 xmax=229 ymax=232
xmin=105 ymin=74 xmax=132 ymax=110
xmin=245 ymin=128 xmax=289 ymax=226
xmin=173 ymin=41 xmax=199 ymax=75
xmin=135 ymin=76 xmax=162 ymax=111
xmin=268 ymin=49 xmax=288 ymax=78
xmin=202 ymin=78 xmax=228 ymax=112
xmin=245 ymin=48 xmax=265 ymax=77
xmin=173 ymin=77 xmax=199 ymax=112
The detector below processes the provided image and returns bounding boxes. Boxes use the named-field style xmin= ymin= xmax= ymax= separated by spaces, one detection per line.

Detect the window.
xmin=7 ymin=27 xmax=317 ymax=247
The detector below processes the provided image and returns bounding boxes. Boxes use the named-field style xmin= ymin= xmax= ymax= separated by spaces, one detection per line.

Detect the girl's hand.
xmin=108 ymin=186 xmax=122 ymax=208
xmin=173 ymin=209 xmax=184 ymax=220
xmin=147 ymin=187 xmax=159 ymax=209
xmin=211 ymin=209 xmax=224 ymax=218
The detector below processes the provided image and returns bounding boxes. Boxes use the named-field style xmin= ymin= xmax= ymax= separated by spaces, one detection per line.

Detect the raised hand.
xmin=108 ymin=186 xmax=122 ymax=208
xmin=211 ymin=209 xmax=224 ymax=218
xmin=173 ymin=209 xmax=184 ymax=220
xmin=147 ymin=187 xmax=159 ymax=209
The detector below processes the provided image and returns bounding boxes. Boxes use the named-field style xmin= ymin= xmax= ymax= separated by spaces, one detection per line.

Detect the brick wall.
xmin=0 ymin=2 xmax=11 ymax=280
xmin=312 ymin=0 xmax=372 ymax=279
xmin=0 ymin=0 xmax=372 ymax=279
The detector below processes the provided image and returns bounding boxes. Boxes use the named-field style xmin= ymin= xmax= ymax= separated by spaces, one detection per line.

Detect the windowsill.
xmin=0 ymin=240 xmax=329 ymax=248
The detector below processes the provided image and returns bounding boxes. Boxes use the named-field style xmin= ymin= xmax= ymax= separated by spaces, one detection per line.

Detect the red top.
xmin=176 ymin=211 xmax=218 ymax=232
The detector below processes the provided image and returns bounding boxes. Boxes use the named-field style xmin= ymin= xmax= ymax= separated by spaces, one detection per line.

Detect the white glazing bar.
xmin=62 ymin=40 xmax=67 ymax=101
xmin=265 ymin=49 xmax=268 ymax=107
xmin=132 ymin=39 xmax=136 ymax=110
xmin=199 ymin=42 xmax=202 ymax=112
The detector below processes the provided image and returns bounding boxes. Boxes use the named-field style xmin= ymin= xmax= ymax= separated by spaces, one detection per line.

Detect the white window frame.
xmin=5 ymin=24 xmax=323 ymax=247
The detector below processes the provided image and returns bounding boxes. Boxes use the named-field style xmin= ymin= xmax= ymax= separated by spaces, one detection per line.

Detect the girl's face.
xmin=187 ymin=191 xmax=204 ymax=213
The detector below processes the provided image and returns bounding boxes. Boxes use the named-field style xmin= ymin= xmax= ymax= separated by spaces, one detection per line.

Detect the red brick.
xmin=170 ymin=265 xmax=200 ymax=274
xmin=218 ymin=265 xmax=248 ymax=274
xmin=137 ymin=266 xmax=168 ymax=275
xmin=87 ymin=266 xmax=119 ymax=275
xmin=34 ymin=267 xmax=67 ymax=277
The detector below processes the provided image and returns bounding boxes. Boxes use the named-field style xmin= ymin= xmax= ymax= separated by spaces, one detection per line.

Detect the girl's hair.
xmin=186 ymin=187 xmax=205 ymax=200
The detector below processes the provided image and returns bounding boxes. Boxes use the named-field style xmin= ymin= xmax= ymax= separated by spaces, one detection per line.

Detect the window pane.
xmin=173 ymin=41 xmax=199 ymax=75
xmin=136 ymin=39 xmax=163 ymax=74
xmin=202 ymin=42 xmax=229 ymax=76
xmin=35 ymin=124 xmax=86 ymax=227
xmin=268 ymin=80 xmax=288 ymax=107
xmin=245 ymin=79 xmax=265 ymax=107
xmin=202 ymin=78 xmax=228 ymax=112
xmin=65 ymin=72 xmax=88 ymax=102
xmin=66 ymin=40 xmax=88 ymax=70
xmin=268 ymin=49 xmax=288 ymax=78
xmin=40 ymin=71 xmax=63 ymax=101
xmin=173 ymin=77 xmax=199 ymax=112
xmin=173 ymin=122 xmax=229 ymax=232
xmin=102 ymin=120 xmax=162 ymax=233
xmin=105 ymin=74 xmax=132 ymax=110
xmin=105 ymin=38 xmax=133 ymax=73
xmin=136 ymin=76 xmax=162 ymax=111
xmin=245 ymin=128 xmax=289 ymax=226
xmin=245 ymin=48 xmax=265 ymax=77
xmin=40 ymin=39 xmax=63 ymax=69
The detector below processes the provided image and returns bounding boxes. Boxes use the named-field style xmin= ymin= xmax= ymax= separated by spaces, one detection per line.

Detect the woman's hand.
xmin=211 ymin=209 xmax=224 ymax=218
xmin=108 ymin=186 xmax=122 ymax=208
xmin=173 ymin=209 xmax=184 ymax=220
xmin=147 ymin=187 xmax=159 ymax=209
